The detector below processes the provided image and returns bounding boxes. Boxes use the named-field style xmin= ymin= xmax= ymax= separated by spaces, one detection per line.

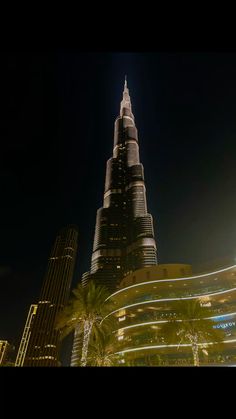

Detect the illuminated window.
xmin=118 ymin=316 xmax=126 ymax=322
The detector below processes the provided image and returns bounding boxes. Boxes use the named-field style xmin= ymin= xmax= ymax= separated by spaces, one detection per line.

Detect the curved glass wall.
xmin=106 ymin=264 xmax=236 ymax=366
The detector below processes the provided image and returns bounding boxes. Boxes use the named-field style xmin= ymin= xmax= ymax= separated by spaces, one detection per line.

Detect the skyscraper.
xmin=23 ymin=226 xmax=78 ymax=366
xmin=0 ymin=341 xmax=10 ymax=365
xmin=15 ymin=304 xmax=38 ymax=366
xmin=82 ymin=78 xmax=157 ymax=291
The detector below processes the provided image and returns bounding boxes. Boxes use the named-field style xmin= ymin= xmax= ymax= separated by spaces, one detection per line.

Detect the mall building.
xmin=106 ymin=264 xmax=236 ymax=366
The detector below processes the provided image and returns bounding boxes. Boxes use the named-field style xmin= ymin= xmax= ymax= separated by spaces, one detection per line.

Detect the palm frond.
xmin=160 ymin=299 xmax=226 ymax=361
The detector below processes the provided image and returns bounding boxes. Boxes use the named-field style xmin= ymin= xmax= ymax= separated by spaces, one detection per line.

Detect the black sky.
xmin=1 ymin=52 xmax=236 ymax=349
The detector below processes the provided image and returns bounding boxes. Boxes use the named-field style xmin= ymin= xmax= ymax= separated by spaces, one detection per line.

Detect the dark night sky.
xmin=1 ymin=52 xmax=236 ymax=350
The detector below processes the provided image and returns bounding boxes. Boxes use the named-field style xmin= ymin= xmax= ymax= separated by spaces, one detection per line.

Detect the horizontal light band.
xmin=114 ymin=311 xmax=236 ymax=333
xmin=104 ymin=286 xmax=236 ymax=320
xmin=104 ymin=189 xmax=122 ymax=199
xmin=107 ymin=264 xmax=236 ymax=300
xmin=115 ymin=338 xmax=236 ymax=355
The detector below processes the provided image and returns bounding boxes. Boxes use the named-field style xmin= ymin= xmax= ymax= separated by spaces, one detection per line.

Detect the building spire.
xmin=124 ymin=75 xmax=127 ymax=89
xmin=120 ymin=75 xmax=134 ymax=118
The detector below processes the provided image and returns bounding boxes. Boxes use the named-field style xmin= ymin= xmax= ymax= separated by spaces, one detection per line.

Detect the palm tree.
xmin=160 ymin=299 xmax=225 ymax=366
xmin=87 ymin=326 xmax=120 ymax=366
xmin=56 ymin=281 xmax=114 ymax=366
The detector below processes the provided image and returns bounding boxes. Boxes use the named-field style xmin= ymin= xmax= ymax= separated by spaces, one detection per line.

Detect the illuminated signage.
xmin=213 ymin=322 xmax=236 ymax=329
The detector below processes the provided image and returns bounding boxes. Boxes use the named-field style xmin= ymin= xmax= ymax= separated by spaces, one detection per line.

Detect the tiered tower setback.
xmin=82 ymin=79 xmax=157 ymax=291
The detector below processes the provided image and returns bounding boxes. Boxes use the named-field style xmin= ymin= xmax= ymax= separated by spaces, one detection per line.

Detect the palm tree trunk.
xmin=81 ymin=320 xmax=93 ymax=366
xmin=186 ymin=333 xmax=200 ymax=366
xmin=192 ymin=343 xmax=199 ymax=366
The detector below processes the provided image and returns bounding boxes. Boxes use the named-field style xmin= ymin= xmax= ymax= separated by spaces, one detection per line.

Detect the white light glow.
xmin=104 ymin=287 xmax=236 ymax=320
xmin=113 ymin=311 xmax=236 ymax=333
xmin=115 ymin=338 xmax=236 ymax=355
xmin=106 ymin=264 xmax=236 ymax=300
xmin=118 ymin=316 xmax=126 ymax=322
xmin=118 ymin=336 xmax=124 ymax=341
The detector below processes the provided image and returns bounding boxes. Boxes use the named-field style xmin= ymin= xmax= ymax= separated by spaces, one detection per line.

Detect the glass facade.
xmin=0 ymin=341 xmax=10 ymax=366
xmin=15 ymin=304 xmax=38 ymax=366
xmin=23 ymin=226 xmax=78 ymax=366
xmin=107 ymin=264 xmax=236 ymax=366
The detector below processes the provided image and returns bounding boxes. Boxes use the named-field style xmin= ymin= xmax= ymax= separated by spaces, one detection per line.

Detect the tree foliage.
xmin=56 ymin=281 xmax=115 ymax=366
xmin=160 ymin=299 xmax=225 ymax=366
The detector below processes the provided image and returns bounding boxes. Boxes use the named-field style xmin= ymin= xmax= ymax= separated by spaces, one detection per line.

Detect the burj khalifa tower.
xmin=81 ymin=78 xmax=157 ymax=291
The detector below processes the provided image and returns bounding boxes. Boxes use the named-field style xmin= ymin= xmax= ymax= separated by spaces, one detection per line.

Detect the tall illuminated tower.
xmin=23 ymin=226 xmax=78 ymax=366
xmin=82 ymin=78 xmax=157 ymax=291
xmin=0 ymin=341 xmax=10 ymax=365
xmin=15 ymin=304 xmax=38 ymax=366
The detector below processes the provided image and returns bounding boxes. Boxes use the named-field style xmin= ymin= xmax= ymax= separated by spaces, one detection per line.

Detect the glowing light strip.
xmin=104 ymin=189 xmax=122 ymax=199
xmin=115 ymin=338 xmax=236 ymax=355
xmin=114 ymin=320 xmax=168 ymax=332
xmin=211 ymin=312 xmax=236 ymax=320
xmin=0 ymin=341 xmax=8 ymax=364
xmin=104 ymin=286 xmax=236 ymax=320
xmin=113 ymin=139 xmax=138 ymax=153
xmin=123 ymin=116 xmax=134 ymax=122
xmin=113 ymin=311 xmax=236 ymax=333
xmin=106 ymin=264 xmax=236 ymax=300
xmin=15 ymin=304 xmax=38 ymax=367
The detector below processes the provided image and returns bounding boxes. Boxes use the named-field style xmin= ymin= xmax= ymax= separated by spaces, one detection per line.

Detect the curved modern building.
xmin=106 ymin=264 xmax=236 ymax=366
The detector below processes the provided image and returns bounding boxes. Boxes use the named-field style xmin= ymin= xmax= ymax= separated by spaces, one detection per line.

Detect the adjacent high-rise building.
xmin=82 ymin=78 xmax=157 ymax=291
xmin=0 ymin=340 xmax=10 ymax=366
xmin=15 ymin=304 xmax=38 ymax=366
xmin=23 ymin=226 xmax=78 ymax=366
